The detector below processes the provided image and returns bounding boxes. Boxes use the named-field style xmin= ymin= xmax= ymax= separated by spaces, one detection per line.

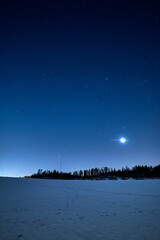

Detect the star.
xmin=119 ymin=137 xmax=127 ymax=143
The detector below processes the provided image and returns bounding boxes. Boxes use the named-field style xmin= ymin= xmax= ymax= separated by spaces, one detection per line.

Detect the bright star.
xmin=119 ymin=137 xmax=126 ymax=143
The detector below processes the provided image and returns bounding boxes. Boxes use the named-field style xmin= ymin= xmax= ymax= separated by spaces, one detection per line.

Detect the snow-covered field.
xmin=0 ymin=177 xmax=160 ymax=240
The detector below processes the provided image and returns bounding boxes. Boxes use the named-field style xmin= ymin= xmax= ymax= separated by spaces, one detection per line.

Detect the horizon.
xmin=1 ymin=162 xmax=159 ymax=178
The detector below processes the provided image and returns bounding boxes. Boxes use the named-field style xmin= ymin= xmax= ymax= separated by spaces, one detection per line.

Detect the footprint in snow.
xmin=17 ymin=234 xmax=23 ymax=238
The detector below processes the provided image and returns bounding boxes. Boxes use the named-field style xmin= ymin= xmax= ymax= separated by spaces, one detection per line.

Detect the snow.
xmin=0 ymin=177 xmax=160 ymax=240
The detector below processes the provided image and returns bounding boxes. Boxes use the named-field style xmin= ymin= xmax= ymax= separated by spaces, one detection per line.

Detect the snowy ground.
xmin=0 ymin=177 xmax=160 ymax=240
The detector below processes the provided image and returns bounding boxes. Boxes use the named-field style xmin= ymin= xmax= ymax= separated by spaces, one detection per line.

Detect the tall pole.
xmin=60 ymin=161 xmax=62 ymax=173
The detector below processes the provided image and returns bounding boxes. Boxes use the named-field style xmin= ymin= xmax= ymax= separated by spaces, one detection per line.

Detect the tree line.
xmin=29 ymin=164 xmax=160 ymax=180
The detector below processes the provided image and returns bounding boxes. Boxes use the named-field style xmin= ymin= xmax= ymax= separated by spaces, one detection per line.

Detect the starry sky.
xmin=0 ymin=0 xmax=160 ymax=177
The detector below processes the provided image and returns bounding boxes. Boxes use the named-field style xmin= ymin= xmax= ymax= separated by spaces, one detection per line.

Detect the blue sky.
xmin=0 ymin=0 xmax=160 ymax=176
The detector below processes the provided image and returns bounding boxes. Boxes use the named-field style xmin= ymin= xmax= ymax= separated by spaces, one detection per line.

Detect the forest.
xmin=29 ymin=165 xmax=160 ymax=180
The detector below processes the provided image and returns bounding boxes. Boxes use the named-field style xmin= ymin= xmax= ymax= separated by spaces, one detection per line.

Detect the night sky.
xmin=0 ymin=0 xmax=160 ymax=177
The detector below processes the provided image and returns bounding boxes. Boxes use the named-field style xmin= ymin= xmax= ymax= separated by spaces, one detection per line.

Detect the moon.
xmin=119 ymin=137 xmax=126 ymax=143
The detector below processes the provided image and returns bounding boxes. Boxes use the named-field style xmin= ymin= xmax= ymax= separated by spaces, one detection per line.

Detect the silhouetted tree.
xmin=30 ymin=164 xmax=160 ymax=180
